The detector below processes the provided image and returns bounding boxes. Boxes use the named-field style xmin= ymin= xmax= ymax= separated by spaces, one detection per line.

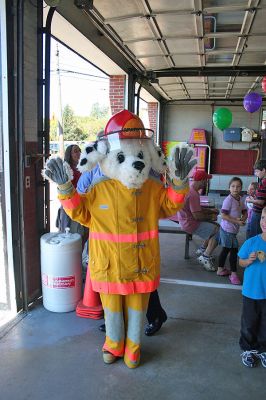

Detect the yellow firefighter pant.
xmin=100 ymin=292 xmax=150 ymax=368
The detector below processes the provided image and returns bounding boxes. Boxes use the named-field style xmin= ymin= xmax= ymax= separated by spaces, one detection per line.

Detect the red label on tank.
xmin=42 ymin=274 xmax=75 ymax=289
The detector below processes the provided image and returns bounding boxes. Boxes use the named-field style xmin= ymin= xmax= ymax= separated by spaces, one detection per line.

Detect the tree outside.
xmin=62 ymin=104 xmax=78 ymax=140
xmin=50 ymin=102 xmax=110 ymax=143
xmin=90 ymin=102 xmax=109 ymax=119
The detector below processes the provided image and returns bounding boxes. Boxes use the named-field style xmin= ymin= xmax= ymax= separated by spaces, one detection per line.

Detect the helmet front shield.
xmin=99 ymin=128 xmax=154 ymax=151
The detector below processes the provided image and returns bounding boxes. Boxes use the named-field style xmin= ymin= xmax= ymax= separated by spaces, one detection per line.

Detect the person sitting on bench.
xmin=177 ymin=170 xmax=219 ymax=271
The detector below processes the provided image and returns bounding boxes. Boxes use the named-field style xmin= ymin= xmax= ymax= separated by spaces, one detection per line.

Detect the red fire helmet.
xmin=104 ymin=109 xmax=153 ymax=139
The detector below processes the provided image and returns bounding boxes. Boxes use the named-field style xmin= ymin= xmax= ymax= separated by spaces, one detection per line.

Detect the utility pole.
xmin=56 ymin=42 xmax=64 ymax=158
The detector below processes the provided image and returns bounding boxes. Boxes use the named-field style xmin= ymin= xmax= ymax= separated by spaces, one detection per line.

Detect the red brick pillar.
xmin=148 ymin=102 xmax=158 ymax=139
xmin=109 ymin=75 xmax=126 ymax=115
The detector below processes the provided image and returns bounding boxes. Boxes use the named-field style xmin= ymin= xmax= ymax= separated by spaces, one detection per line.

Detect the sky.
xmin=50 ymin=39 xmax=110 ymax=117
xmin=49 ymin=38 xmax=151 ymax=129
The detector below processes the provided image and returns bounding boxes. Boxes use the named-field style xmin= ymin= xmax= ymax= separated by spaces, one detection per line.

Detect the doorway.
xmin=0 ymin=0 xmax=17 ymax=329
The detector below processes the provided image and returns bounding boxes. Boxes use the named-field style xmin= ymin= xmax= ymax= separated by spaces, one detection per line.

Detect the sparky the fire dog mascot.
xmin=44 ymin=110 xmax=196 ymax=368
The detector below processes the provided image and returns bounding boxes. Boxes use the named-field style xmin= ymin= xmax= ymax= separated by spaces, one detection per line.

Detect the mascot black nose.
xmin=132 ymin=161 xmax=145 ymax=172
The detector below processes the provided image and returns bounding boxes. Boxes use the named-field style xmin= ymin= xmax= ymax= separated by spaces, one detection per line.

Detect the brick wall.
xmin=109 ymin=75 xmax=125 ymax=115
xmin=148 ymin=102 xmax=158 ymax=139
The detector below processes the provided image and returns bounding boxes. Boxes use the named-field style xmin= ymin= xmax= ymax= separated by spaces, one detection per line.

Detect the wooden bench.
xmin=158 ymin=219 xmax=191 ymax=260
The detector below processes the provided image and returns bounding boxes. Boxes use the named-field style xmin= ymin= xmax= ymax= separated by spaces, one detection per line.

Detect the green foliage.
xmin=50 ymin=119 xmax=58 ymax=141
xmin=76 ymin=116 xmax=109 ymax=141
xmin=90 ymin=102 xmax=109 ymax=119
xmin=62 ymin=104 xmax=77 ymax=140
xmin=49 ymin=102 xmax=110 ymax=142
xmin=72 ymin=127 xmax=87 ymax=141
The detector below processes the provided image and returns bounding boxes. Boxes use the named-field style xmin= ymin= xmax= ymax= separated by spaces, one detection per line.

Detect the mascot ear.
xmin=78 ymin=140 xmax=108 ymax=173
xmin=147 ymin=141 xmax=167 ymax=173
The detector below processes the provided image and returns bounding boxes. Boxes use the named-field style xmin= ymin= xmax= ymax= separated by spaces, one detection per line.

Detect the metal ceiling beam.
xmin=150 ymin=82 xmax=171 ymax=100
xmin=160 ymin=82 xmax=190 ymax=90
xmin=104 ymin=9 xmax=195 ymax=23
xmin=86 ymin=8 xmax=145 ymax=71
xmin=226 ymin=0 xmax=260 ymax=99
xmin=247 ymin=76 xmax=262 ymax=94
xmin=54 ymin=3 xmax=163 ymax=103
xmin=151 ymin=66 xmax=266 ymax=77
xmin=124 ymin=31 xmax=266 ymax=45
xmin=135 ymin=47 xmax=266 ymax=58
xmin=208 ymin=80 xmax=233 ymax=83
xmin=231 ymin=0 xmax=260 ymax=67
xmin=205 ymin=31 xmax=266 ymax=38
xmin=53 ymin=1 xmax=266 ymax=104
xmin=205 ymin=32 xmax=249 ymax=38
xmin=104 ymin=13 xmax=144 ymax=23
xmin=206 ymin=62 xmax=263 ymax=67
xmin=167 ymin=89 xmax=208 ymax=93
xmin=160 ymin=82 xmax=205 ymax=88
xmin=134 ymin=0 xmax=175 ymax=69
xmin=166 ymin=98 xmax=265 ymax=103
xmin=194 ymin=0 xmax=205 ymax=72
xmin=89 ymin=4 xmax=266 ymax=23
xmin=203 ymin=4 xmax=263 ymax=14
xmin=55 ymin=3 xmax=143 ymax=72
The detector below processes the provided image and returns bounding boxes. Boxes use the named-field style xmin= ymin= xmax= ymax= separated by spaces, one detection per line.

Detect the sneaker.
xmin=229 ymin=274 xmax=241 ymax=285
xmin=195 ymin=246 xmax=206 ymax=256
xmin=241 ymin=350 xmax=258 ymax=368
xmin=197 ymin=255 xmax=216 ymax=271
xmin=196 ymin=253 xmax=215 ymax=261
xmin=257 ymin=352 xmax=266 ymax=368
xmin=98 ymin=323 xmax=106 ymax=333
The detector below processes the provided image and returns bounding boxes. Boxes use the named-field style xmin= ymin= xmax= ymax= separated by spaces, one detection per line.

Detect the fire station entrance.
xmin=0 ymin=0 xmax=17 ymax=329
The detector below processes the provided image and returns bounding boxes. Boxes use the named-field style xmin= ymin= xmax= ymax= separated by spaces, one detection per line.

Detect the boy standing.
xmin=246 ymin=159 xmax=266 ymax=238
xmin=238 ymin=206 xmax=266 ymax=368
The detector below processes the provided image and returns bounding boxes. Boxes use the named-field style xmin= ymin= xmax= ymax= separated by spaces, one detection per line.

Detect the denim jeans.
xmin=247 ymin=211 xmax=262 ymax=239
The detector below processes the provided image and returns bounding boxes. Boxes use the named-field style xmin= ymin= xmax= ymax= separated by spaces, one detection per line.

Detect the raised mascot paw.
xmin=42 ymin=157 xmax=72 ymax=185
xmin=168 ymin=145 xmax=197 ymax=186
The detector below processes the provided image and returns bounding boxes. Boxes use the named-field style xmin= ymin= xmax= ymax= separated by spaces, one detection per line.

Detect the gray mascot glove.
xmin=167 ymin=145 xmax=197 ymax=190
xmin=43 ymin=157 xmax=74 ymax=195
xmin=174 ymin=147 xmax=197 ymax=181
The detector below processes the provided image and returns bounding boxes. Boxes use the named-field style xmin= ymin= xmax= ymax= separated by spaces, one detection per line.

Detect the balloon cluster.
xmin=212 ymin=82 xmax=264 ymax=131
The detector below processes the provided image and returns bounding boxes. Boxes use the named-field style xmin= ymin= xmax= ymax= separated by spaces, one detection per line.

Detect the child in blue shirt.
xmin=238 ymin=206 xmax=266 ymax=368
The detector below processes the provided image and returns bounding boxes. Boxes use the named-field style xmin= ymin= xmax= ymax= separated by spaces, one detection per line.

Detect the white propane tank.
xmin=40 ymin=228 xmax=82 ymax=312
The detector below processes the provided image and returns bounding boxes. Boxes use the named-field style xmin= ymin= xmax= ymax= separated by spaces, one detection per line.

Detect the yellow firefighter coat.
xmin=59 ymin=176 xmax=188 ymax=295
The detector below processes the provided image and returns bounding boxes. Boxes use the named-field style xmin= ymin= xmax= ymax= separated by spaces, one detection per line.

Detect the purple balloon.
xmin=243 ymin=92 xmax=262 ymax=113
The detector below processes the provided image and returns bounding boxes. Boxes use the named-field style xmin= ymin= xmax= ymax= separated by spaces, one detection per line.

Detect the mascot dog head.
xmin=78 ymin=110 xmax=167 ymax=189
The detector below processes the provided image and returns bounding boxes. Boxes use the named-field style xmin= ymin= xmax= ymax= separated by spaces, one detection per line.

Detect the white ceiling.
xmin=52 ymin=0 xmax=266 ymax=101
xmin=44 ymin=8 xmax=158 ymax=102
xmin=44 ymin=8 xmax=125 ymax=75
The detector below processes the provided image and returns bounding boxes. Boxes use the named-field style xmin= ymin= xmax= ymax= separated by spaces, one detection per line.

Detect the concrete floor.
xmin=0 ymin=227 xmax=265 ymax=400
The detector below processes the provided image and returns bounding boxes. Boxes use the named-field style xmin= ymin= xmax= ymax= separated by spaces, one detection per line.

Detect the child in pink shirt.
xmin=217 ymin=177 xmax=247 ymax=284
